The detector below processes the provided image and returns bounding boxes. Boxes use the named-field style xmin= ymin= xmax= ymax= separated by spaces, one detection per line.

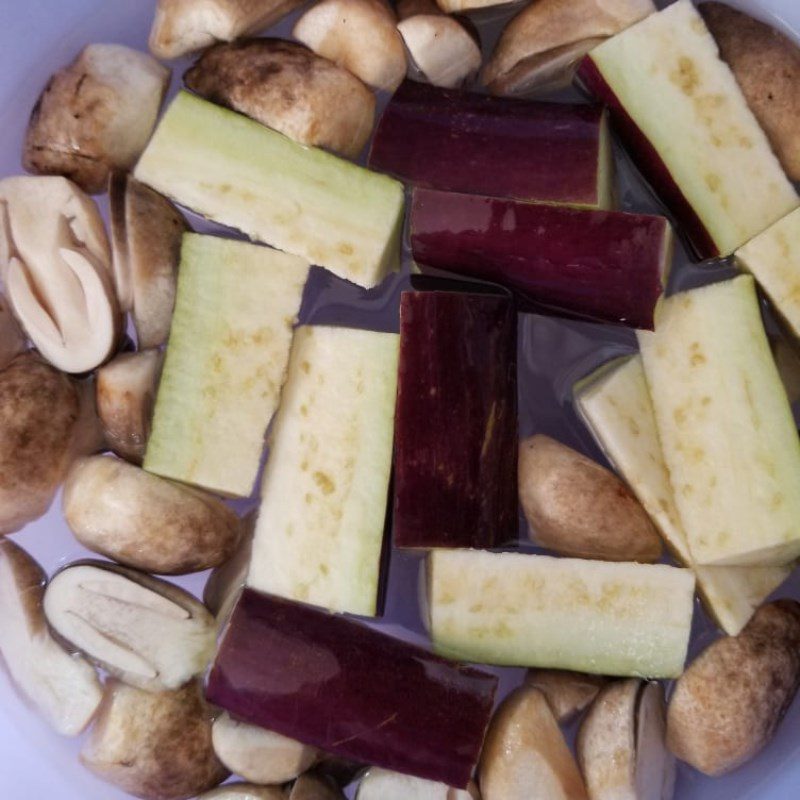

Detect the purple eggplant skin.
xmin=394 ymin=291 xmax=517 ymax=549
xmin=410 ymin=187 xmax=672 ymax=330
xmin=206 ymin=589 xmax=498 ymax=789
xmin=577 ymin=55 xmax=718 ymax=261
xmin=368 ymin=80 xmax=610 ymax=208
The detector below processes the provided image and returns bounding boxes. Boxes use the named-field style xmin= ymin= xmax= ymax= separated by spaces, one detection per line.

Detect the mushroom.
xmin=525 ymin=669 xmax=607 ymax=724
xmin=577 ymin=680 xmax=675 ymax=800
xmin=96 ymin=349 xmax=163 ymax=463
xmin=0 ymin=176 xmax=121 ymax=373
xmin=0 ymin=293 xmax=25 ymax=370
xmin=212 ymin=712 xmax=318 ymax=784
xmin=44 ymin=560 xmax=217 ymax=692
xmin=357 ymin=767 xmax=480 ymax=799
xmin=396 ymin=0 xmax=481 ymax=88
xmin=63 ymin=455 xmax=241 ymax=575
xmin=479 ymin=685 xmax=589 ymax=800
xmin=204 ymin=509 xmax=255 ymax=619
xmin=293 ymin=0 xmax=407 ymax=92
xmin=199 ymin=786 xmax=285 ymax=800
xmin=482 ymin=0 xmax=656 ymax=96
xmin=184 ymin=39 xmax=376 ymax=160
xmin=150 ymin=0 xmax=306 ymax=60
xmin=109 ymin=173 xmax=188 ymax=349
xmin=23 ymin=45 xmax=169 ymax=193
xmin=0 ymin=539 xmax=102 ymax=736
xmin=0 ymin=353 xmax=102 ymax=533
xmin=81 ymin=679 xmax=229 ymax=800
xmin=666 ymin=600 xmax=800 ymax=777
xmin=519 ymin=435 xmax=663 ymax=562
xmin=288 ymin=773 xmax=347 ymax=800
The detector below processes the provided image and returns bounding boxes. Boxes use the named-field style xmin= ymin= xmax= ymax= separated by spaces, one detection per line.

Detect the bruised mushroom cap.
xmin=23 ymin=44 xmax=169 ymax=193
xmin=0 ymin=176 xmax=121 ymax=373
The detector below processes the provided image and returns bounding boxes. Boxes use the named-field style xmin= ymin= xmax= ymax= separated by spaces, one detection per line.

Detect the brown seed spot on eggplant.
xmin=672 ymin=56 xmax=700 ymax=95
xmin=313 ymin=471 xmax=335 ymax=495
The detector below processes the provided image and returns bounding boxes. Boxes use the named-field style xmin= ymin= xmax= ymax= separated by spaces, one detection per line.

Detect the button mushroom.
xmin=43 ymin=560 xmax=217 ymax=692
xmin=184 ymin=39 xmax=376 ymax=160
xmin=666 ymin=600 xmax=800 ymax=777
xmin=0 ymin=176 xmax=121 ymax=374
xmin=23 ymin=45 xmax=170 ymax=193
xmin=357 ymin=767 xmax=480 ymax=799
xmin=0 ymin=293 xmax=25 ymax=370
xmin=109 ymin=173 xmax=188 ymax=349
xmin=293 ymin=0 xmax=407 ymax=92
xmin=525 ymin=669 xmax=607 ymax=724
xmin=577 ymin=680 xmax=675 ymax=800
xmin=0 ymin=539 xmax=102 ymax=736
xmin=0 ymin=353 xmax=103 ymax=533
xmin=81 ymin=679 xmax=229 ymax=800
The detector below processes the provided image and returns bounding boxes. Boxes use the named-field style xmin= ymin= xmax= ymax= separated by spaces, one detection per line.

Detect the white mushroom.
xmin=0 ymin=293 xmax=25 ymax=370
xmin=0 ymin=539 xmax=102 ymax=736
xmin=150 ymin=0 xmax=306 ymax=59
xmin=0 ymin=176 xmax=121 ymax=373
xmin=293 ymin=0 xmax=407 ymax=92
xmin=23 ymin=45 xmax=169 ymax=193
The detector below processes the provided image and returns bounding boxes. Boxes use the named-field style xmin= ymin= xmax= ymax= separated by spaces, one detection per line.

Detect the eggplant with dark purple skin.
xmin=368 ymin=80 xmax=614 ymax=210
xmin=410 ymin=188 xmax=673 ymax=329
xmin=394 ymin=290 xmax=517 ymax=549
xmin=206 ymin=589 xmax=497 ymax=789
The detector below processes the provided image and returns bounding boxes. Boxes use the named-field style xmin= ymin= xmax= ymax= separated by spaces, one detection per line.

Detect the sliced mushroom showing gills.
xmin=0 ymin=176 xmax=121 ymax=373
xmin=43 ymin=561 xmax=217 ymax=692
xmin=577 ymin=680 xmax=675 ymax=800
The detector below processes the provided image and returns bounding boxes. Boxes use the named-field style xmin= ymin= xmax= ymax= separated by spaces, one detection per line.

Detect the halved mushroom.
xmin=212 ymin=712 xmax=318 ymax=784
xmin=293 ymin=0 xmax=407 ymax=92
xmin=577 ymin=680 xmax=675 ymax=800
xmin=204 ymin=510 xmax=255 ymax=619
xmin=525 ymin=669 xmax=607 ymax=724
xmin=0 ymin=176 xmax=121 ymax=373
xmin=96 ymin=349 xmax=163 ymax=463
xmin=479 ymin=686 xmax=589 ymax=800
xmin=288 ymin=773 xmax=347 ymax=800
xmin=357 ymin=767 xmax=480 ymax=799
xmin=150 ymin=0 xmax=306 ymax=59
xmin=482 ymin=0 xmax=656 ymax=96
xmin=0 ymin=539 xmax=102 ymax=736
xmin=199 ymin=786 xmax=285 ymax=800
xmin=0 ymin=353 xmax=102 ymax=533
xmin=63 ymin=455 xmax=241 ymax=575
xmin=81 ymin=679 xmax=228 ymax=800
xmin=43 ymin=560 xmax=217 ymax=691
xmin=0 ymin=293 xmax=25 ymax=370
xmin=184 ymin=39 xmax=376 ymax=160
xmin=109 ymin=173 xmax=188 ymax=348
xmin=23 ymin=45 xmax=169 ymax=193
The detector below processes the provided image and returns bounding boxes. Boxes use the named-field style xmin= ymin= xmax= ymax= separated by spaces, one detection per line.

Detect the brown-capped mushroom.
xmin=23 ymin=45 xmax=169 ymax=193
xmin=0 ymin=293 xmax=25 ymax=370
xmin=577 ymin=680 xmax=675 ymax=800
xmin=0 ymin=539 xmax=102 ymax=736
xmin=199 ymin=786 xmax=285 ymax=800
xmin=525 ymin=669 xmax=607 ymax=724
xmin=204 ymin=510 xmax=255 ymax=619
xmin=81 ymin=679 xmax=228 ymax=800
xmin=184 ymin=39 xmax=376 ymax=160
xmin=150 ymin=0 xmax=306 ymax=60
xmin=482 ymin=0 xmax=656 ymax=96
xmin=109 ymin=173 xmax=188 ymax=349
xmin=63 ymin=455 xmax=241 ymax=575
xmin=357 ymin=767 xmax=480 ymax=798
xmin=288 ymin=773 xmax=347 ymax=800
xmin=96 ymin=349 xmax=163 ymax=463
xmin=293 ymin=0 xmax=407 ymax=91
xmin=0 ymin=176 xmax=121 ymax=373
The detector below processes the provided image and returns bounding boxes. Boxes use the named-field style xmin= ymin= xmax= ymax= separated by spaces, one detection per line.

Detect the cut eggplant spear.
xmin=480 ymin=686 xmax=589 ymax=800
xmin=43 ymin=560 xmax=217 ymax=692
xmin=212 ymin=712 xmax=318 ymax=785
xmin=0 ymin=540 xmax=102 ymax=736
xmin=577 ymin=680 xmax=675 ymax=800
xmin=288 ymin=773 xmax=347 ymax=800
xmin=109 ymin=173 xmax=188 ymax=349
xmin=81 ymin=679 xmax=228 ymax=800
xmin=482 ymin=0 xmax=655 ymax=96
xmin=185 ymin=39 xmax=376 ymax=160
xmin=525 ymin=670 xmax=606 ymax=724
xmin=369 ymin=81 xmax=613 ymax=209
xmin=0 ymin=176 xmax=121 ymax=374
xmin=0 ymin=354 xmax=103 ymax=533
xmin=293 ymin=0 xmax=407 ymax=91
xmin=23 ymin=45 xmax=169 ymax=193
xmin=150 ymin=0 xmax=305 ymax=59
xmin=358 ymin=767 xmax=480 ymax=799
xmin=96 ymin=349 xmax=162 ymax=463
xmin=0 ymin=294 xmax=25 ymax=370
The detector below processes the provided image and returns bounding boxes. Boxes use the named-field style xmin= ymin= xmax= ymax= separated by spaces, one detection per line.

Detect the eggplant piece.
xmin=394 ymin=291 xmax=517 ymax=549
xmin=206 ymin=589 xmax=497 ymax=789
xmin=410 ymin=188 xmax=672 ymax=329
xmin=369 ymin=81 xmax=613 ymax=209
